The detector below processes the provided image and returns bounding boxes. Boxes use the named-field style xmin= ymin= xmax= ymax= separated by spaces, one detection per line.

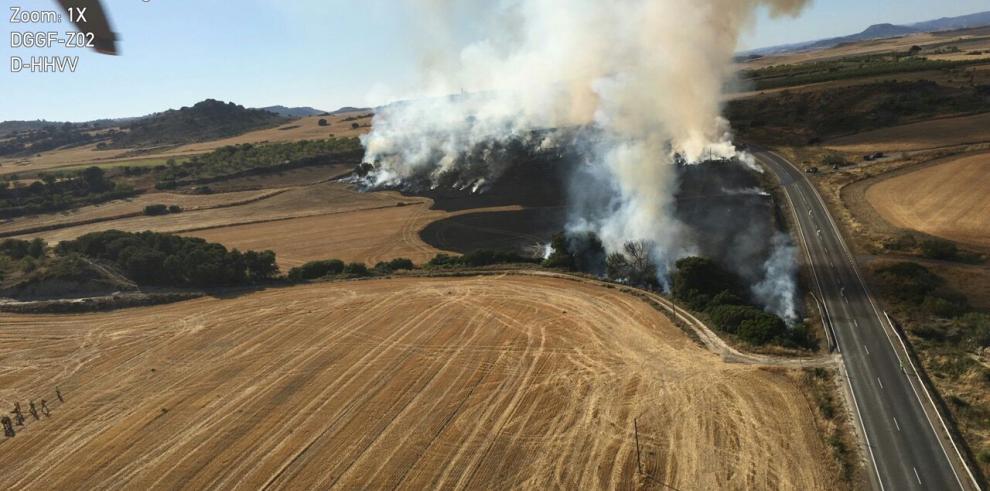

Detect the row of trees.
xmin=0 ymin=166 xmax=135 ymax=219
xmin=155 ymin=137 xmax=363 ymax=187
xmin=542 ymin=231 xmax=809 ymax=348
xmin=286 ymin=257 xmax=415 ymax=281
xmin=56 ymin=230 xmax=278 ymax=288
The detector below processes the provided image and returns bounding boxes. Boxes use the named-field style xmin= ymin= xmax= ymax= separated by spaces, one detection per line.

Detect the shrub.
xmin=922 ymin=292 xmax=969 ymax=318
xmin=542 ymin=233 xmax=574 ymax=269
xmin=244 ymin=250 xmax=279 ymax=280
xmin=318 ymin=118 xmax=329 ymax=127
xmin=144 ymin=204 xmax=169 ymax=216
xmin=823 ymin=153 xmax=849 ymax=168
xmin=0 ymin=239 xmax=31 ymax=259
xmin=56 ymin=230 xmax=275 ymax=288
xmin=672 ymin=257 xmax=745 ymax=309
xmin=873 ymin=262 xmax=941 ymax=304
xmin=738 ymin=313 xmax=788 ymax=345
xmin=167 ymin=205 xmax=183 ymax=214
xmin=375 ymin=257 xmax=415 ymax=273
xmin=428 ymin=253 xmax=458 ymax=267
xmin=386 ymin=258 xmax=414 ymax=270
xmin=28 ymin=237 xmax=45 ymax=258
xmin=287 ymin=259 xmax=344 ymax=281
xmin=707 ymin=304 xmax=765 ymax=334
xmin=920 ymin=238 xmax=958 ymax=260
xmin=428 ymin=250 xmax=537 ymax=268
xmin=343 ymin=262 xmax=369 ymax=276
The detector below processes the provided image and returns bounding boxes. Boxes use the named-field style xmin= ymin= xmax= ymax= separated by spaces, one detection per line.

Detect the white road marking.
xmin=877 ymin=377 xmax=884 ymax=389
xmin=864 ymin=345 xmax=870 ymax=355
xmin=914 ymin=466 xmax=922 ymax=485
xmin=894 ymin=417 xmax=900 ymax=432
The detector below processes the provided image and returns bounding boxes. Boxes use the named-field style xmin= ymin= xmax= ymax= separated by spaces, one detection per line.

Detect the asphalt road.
xmin=754 ymin=150 xmax=978 ymax=491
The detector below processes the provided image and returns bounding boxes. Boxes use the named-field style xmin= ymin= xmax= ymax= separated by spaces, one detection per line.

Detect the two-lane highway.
xmin=755 ymin=149 xmax=979 ymax=491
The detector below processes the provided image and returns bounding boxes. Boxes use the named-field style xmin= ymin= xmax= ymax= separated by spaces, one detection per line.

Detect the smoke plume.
xmin=360 ymin=0 xmax=809 ymax=318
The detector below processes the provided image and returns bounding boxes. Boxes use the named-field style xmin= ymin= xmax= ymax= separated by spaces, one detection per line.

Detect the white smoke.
xmin=753 ymin=232 xmax=800 ymax=323
xmin=360 ymin=0 xmax=809 ymax=318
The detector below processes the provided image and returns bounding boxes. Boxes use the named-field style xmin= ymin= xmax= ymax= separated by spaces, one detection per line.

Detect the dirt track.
xmin=0 ymin=276 xmax=835 ymax=490
xmin=865 ymin=151 xmax=990 ymax=248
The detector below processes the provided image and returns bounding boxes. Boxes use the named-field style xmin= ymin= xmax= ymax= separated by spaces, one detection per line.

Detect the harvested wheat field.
xmin=186 ymin=203 xmax=521 ymax=268
xmin=826 ymin=112 xmax=990 ymax=152
xmin=0 ymin=188 xmax=285 ymax=237
xmin=0 ymin=276 xmax=834 ymax=490
xmin=12 ymin=182 xmax=417 ymax=245
xmin=866 ymin=152 xmax=990 ymax=248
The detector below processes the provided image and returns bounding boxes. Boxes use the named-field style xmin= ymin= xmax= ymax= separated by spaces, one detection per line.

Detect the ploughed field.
xmin=0 ymin=275 xmax=833 ymax=490
xmin=865 ymin=151 xmax=990 ymax=248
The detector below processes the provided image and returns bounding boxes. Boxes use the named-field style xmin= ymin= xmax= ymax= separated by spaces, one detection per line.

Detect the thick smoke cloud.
xmin=360 ymin=0 xmax=809 ymax=319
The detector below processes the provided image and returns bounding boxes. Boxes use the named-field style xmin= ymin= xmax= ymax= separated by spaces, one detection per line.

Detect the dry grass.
xmin=0 ymin=276 xmax=839 ymax=490
xmin=865 ymin=151 xmax=990 ymax=248
xmin=0 ymin=112 xmax=371 ymax=178
xmin=826 ymin=112 xmax=990 ymax=152
xmin=185 ymin=203 xmax=522 ymax=268
xmin=10 ymin=182 xmax=411 ymax=245
xmin=0 ymin=189 xmax=284 ymax=237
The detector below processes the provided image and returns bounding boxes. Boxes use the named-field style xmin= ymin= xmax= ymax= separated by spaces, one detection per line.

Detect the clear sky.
xmin=1 ymin=0 xmax=987 ymax=122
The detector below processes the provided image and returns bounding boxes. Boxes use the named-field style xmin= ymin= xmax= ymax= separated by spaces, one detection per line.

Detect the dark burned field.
xmin=415 ymin=155 xmax=785 ymax=286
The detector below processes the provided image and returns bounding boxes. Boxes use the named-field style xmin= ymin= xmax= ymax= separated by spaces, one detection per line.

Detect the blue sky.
xmin=1 ymin=0 xmax=987 ymax=122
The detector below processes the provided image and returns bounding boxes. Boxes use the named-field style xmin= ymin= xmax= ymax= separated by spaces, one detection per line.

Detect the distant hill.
xmin=0 ymin=119 xmax=123 ymax=138
xmin=109 ymin=99 xmax=284 ymax=148
xmin=747 ymin=10 xmax=990 ymax=56
xmin=329 ymin=106 xmax=372 ymax=115
xmin=910 ymin=11 xmax=990 ymax=32
xmin=259 ymin=105 xmax=328 ymax=118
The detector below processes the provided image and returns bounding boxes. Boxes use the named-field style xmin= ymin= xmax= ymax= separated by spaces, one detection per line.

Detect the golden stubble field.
xmin=865 ymin=151 xmax=990 ymax=248
xmin=0 ymin=275 xmax=835 ymax=490
xmin=4 ymin=179 xmax=522 ymax=268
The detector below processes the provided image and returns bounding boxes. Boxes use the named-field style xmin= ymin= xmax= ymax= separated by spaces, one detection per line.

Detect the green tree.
xmin=27 ymin=238 xmax=45 ymax=259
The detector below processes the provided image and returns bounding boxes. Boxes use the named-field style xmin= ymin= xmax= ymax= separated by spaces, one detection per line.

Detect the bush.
xmin=707 ymin=304 xmax=765 ymax=334
xmin=823 ymin=153 xmax=849 ymax=168
xmin=542 ymin=233 xmax=574 ymax=269
xmin=428 ymin=250 xmax=538 ymax=268
xmin=144 ymin=204 xmax=169 ymax=216
xmin=0 ymin=238 xmax=31 ymax=259
xmin=738 ymin=313 xmax=788 ymax=345
xmin=56 ymin=230 xmax=275 ymax=288
xmin=922 ymin=292 xmax=969 ymax=318
xmin=920 ymin=238 xmax=958 ymax=260
xmin=873 ymin=262 xmax=941 ymax=304
xmin=167 ymin=205 xmax=183 ymax=214
xmin=672 ymin=257 xmax=746 ymax=310
xmin=343 ymin=262 xmax=369 ymax=276
xmin=318 ymin=118 xmax=329 ymax=127
xmin=375 ymin=258 xmax=415 ymax=273
xmin=28 ymin=237 xmax=45 ymax=258
xmin=244 ymin=250 xmax=279 ymax=280
xmin=287 ymin=259 xmax=344 ymax=281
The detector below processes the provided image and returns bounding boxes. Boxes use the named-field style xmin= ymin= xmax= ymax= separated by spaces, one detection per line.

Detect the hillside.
xmin=750 ymin=10 xmax=990 ymax=55
xmin=108 ymin=99 xmax=284 ymax=148
xmin=259 ymin=105 xmax=328 ymax=118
